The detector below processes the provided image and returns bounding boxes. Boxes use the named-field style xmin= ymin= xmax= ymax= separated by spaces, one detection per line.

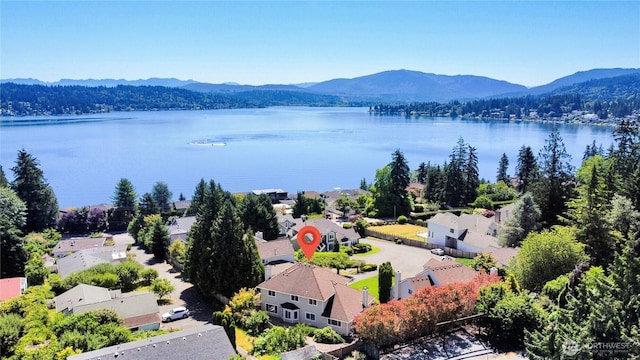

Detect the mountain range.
xmin=3 ymin=68 xmax=639 ymax=102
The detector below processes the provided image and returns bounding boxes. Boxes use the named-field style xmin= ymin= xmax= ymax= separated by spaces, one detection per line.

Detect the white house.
xmin=427 ymin=213 xmax=500 ymax=253
xmin=290 ymin=218 xmax=360 ymax=252
xmin=256 ymin=263 xmax=373 ymax=336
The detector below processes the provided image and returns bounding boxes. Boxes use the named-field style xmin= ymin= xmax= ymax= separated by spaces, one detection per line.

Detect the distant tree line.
xmin=0 ymin=83 xmax=353 ymax=116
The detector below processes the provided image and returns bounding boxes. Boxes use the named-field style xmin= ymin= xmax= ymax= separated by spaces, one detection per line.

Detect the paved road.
xmin=350 ymin=237 xmax=444 ymax=282
xmin=119 ymin=233 xmax=213 ymax=331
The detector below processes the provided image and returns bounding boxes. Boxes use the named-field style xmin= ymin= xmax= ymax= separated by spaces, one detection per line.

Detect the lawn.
xmin=369 ymin=224 xmax=428 ymax=241
xmin=456 ymin=257 xmax=475 ymax=268
xmin=352 ymin=242 xmax=381 ymax=257
xmin=349 ymin=275 xmax=395 ymax=300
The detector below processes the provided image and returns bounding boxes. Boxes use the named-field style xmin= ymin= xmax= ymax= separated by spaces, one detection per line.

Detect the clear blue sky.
xmin=2 ymin=1 xmax=639 ymax=87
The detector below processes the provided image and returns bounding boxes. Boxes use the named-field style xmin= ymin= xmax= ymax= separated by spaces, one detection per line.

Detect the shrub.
xmin=395 ymin=238 xmax=403 ymax=244
xmin=312 ymin=326 xmax=345 ymax=344
xmin=352 ymin=243 xmax=371 ymax=253
xmin=359 ymin=263 xmax=378 ymax=272
xmin=397 ymin=215 xmax=408 ymax=224
xmin=342 ymin=222 xmax=353 ymax=229
xmin=252 ymin=326 xmax=306 ymax=356
xmin=243 ymin=310 xmax=270 ymax=336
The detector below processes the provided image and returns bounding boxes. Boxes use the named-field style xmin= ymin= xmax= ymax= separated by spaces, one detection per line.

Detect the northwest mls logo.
xmin=562 ymin=339 xmax=580 ymax=357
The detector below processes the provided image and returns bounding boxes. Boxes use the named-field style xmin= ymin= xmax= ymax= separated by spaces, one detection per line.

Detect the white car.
xmin=162 ymin=306 xmax=190 ymax=322
xmin=430 ymin=248 xmax=445 ymax=256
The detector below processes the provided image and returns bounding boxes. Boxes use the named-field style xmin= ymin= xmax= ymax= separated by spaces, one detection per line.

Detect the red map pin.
xmin=297 ymin=225 xmax=321 ymax=260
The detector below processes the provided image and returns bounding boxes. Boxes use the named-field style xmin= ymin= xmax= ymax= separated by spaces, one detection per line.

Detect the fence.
xmin=364 ymin=229 xmax=478 ymax=259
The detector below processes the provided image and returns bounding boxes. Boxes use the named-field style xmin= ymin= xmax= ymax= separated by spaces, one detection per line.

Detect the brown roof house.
xmin=55 ymin=284 xmax=161 ymax=331
xmin=255 ymin=236 xmax=296 ymax=266
xmin=68 ymin=324 xmax=236 ymax=360
xmin=418 ymin=258 xmax=478 ymax=287
xmin=257 ymin=263 xmax=373 ymax=336
xmin=52 ymin=236 xmax=108 ymax=258
xmin=390 ymin=271 xmax=432 ymax=300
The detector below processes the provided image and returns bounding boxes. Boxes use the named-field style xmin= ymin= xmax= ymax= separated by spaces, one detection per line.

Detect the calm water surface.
xmin=0 ymin=107 xmax=614 ymax=208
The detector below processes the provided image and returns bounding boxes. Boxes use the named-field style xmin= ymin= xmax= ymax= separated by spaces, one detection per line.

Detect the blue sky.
xmin=1 ymin=1 xmax=639 ymax=87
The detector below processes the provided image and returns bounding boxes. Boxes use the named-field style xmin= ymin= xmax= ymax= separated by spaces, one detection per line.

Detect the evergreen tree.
xmin=464 ymin=145 xmax=480 ymax=205
xmin=416 ymin=162 xmax=428 ymax=184
xmin=139 ymin=192 xmax=160 ymax=216
xmin=111 ymin=178 xmax=138 ymax=230
xmin=515 ymin=145 xmax=538 ymax=193
xmin=241 ymin=193 xmax=280 ymax=240
xmin=611 ymin=118 xmax=640 ymax=183
xmin=178 ymin=192 xmax=186 ymax=201
xmin=608 ymin=195 xmax=640 ymax=241
xmin=389 ymin=149 xmax=411 ymax=216
xmin=498 ymin=193 xmax=541 ymax=247
xmin=359 ymin=178 xmax=368 ymax=191
xmin=378 ymin=262 xmax=394 ymax=303
xmin=186 ymin=178 xmax=207 ymax=216
xmin=151 ymin=181 xmax=173 ymax=213
xmin=0 ymin=187 xmax=27 ymax=278
xmin=10 ymin=149 xmax=59 ymax=232
xmin=0 ymin=165 xmax=8 ymax=187
xmin=149 ymin=217 xmax=169 ymax=259
xmin=532 ymin=128 xmax=575 ymax=225
xmin=444 ymin=138 xmax=467 ymax=207
xmin=497 ymin=153 xmax=509 ymax=184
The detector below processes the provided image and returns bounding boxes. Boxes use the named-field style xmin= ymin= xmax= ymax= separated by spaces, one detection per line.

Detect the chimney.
xmin=394 ymin=271 xmax=401 ymax=300
xmin=264 ymin=265 xmax=272 ymax=281
xmin=490 ymin=267 xmax=498 ymax=275
xmin=256 ymin=231 xmax=264 ymax=240
xmin=362 ymin=286 xmax=369 ymax=309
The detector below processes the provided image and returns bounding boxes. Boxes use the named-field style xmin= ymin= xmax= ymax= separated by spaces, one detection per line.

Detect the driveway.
xmin=350 ymin=237 xmax=444 ymax=282
xmin=125 ymin=235 xmax=213 ymax=331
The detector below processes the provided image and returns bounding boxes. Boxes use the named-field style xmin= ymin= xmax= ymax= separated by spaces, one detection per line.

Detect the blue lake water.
xmin=0 ymin=107 xmax=614 ymax=208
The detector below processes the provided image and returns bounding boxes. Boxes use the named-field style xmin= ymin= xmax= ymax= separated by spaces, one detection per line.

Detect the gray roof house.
xmin=167 ymin=216 xmax=197 ymax=245
xmin=291 ymin=218 xmax=361 ymax=252
xmin=68 ymin=324 xmax=236 ymax=360
xmin=255 ymin=237 xmax=296 ymax=265
xmin=426 ymin=213 xmax=500 ymax=253
xmin=56 ymin=244 xmax=128 ymax=279
xmin=55 ymin=284 xmax=161 ymax=331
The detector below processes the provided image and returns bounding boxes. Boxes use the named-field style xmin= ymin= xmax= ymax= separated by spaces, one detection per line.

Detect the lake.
xmin=0 ymin=107 xmax=614 ymax=208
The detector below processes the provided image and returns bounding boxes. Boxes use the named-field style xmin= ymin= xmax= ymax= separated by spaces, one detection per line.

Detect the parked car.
xmin=430 ymin=248 xmax=445 ymax=256
xmin=162 ymin=306 xmax=190 ymax=322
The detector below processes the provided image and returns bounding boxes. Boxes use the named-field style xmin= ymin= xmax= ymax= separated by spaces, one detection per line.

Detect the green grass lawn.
xmin=369 ymin=224 xmax=428 ymax=241
xmin=349 ymin=275 xmax=395 ymax=300
xmin=456 ymin=257 xmax=475 ymax=268
xmin=352 ymin=242 xmax=381 ymax=257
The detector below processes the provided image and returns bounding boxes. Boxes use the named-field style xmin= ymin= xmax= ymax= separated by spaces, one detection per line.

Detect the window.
xmin=268 ymin=290 xmax=275 ymax=297
xmin=308 ymin=299 xmax=317 ymax=306
xmin=328 ymin=319 xmax=341 ymax=327
xmin=408 ymin=289 xmax=413 ymax=295
xmin=291 ymin=295 xmax=299 ymax=302
xmin=305 ymin=313 xmax=316 ymax=321
xmin=449 ymin=228 xmax=454 ymax=233
xmin=266 ymin=304 xmax=278 ymax=314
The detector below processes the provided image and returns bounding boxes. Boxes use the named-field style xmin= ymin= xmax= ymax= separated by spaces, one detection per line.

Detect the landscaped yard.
xmin=368 ymin=223 xmax=428 ymax=241
xmin=349 ymin=275 xmax=395 ymax=301
xmin=352 ymin=241 xmax=381 ymax=256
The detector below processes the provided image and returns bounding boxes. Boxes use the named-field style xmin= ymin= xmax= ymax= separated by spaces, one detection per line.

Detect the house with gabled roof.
xmin=67 ymin=324 xmax=235 ymax=360
xmin=257 ymin=263 xmax=373 ymax=336
xmin=391 ymin=271 xmax=432 ymax=300
xmin=55 ymin=284 xmax=161 ymax=331
xmin=252 ymin=189 xmax=288 ymax=203
xmin=52 ymin=236 xmax=108 ymax=258
xmin=419 ymin=258 xmax=478 ymax=286
xmin=291 ymin=218 xmax=360 ymax=252
xmin=254 ymin=237 xmax=295 ymax=265
xmin=0 ymin=277 xmax=27 ymax=301
xmin=167 ymin=216 xmax=197 ymax=245
xmin=427 ymin=212 xmax=500 ymax=253
xmin=56 ymin=244 xmax=127 ymax=279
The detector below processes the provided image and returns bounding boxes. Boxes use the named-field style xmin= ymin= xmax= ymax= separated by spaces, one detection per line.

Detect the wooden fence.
xmin=364 ymin=228 xmax=478 ymax=259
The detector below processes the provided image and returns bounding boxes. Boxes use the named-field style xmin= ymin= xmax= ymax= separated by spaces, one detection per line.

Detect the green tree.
xmin=0 ymin=313 xmax=23 ymax=357
xmin=0 ymin=187 xmax=27 ymax=277
xmin=512 ymin=226 xmax=587 ymax=292
xmin=0 ymin=165 xmax=8 ymax=187
xmin=114 ymin=261 xmax=141 ymax=292
xmin=464 ymin=145 xmax=480 ymax=205
xmin=497 ymin=153 xmax=510 ymax=184
xmin=168 ymin=239 xmax=186 ymax=265
xmin=240 ymin=193 xmax=280 ymax=240
xmin=334 ymin=194 xmax=357 ymax=217
xmin=498 ymin=193 xmax=541 ymax=247
xmin=515 ymin=145 xmax=538 ymax=193
xmin=609 ymin=194 xmax=640 ymax=241
xmin=416 ymin=162 xmax=428 ymax=184
xmin=531 ymin=128 xmax=575 ymax=225
xmin=378 ymin=262 xmax=394 ymax=303
xmin=10 ymin=149 xmax=59 ymax=232
xmin=138 ymin=192 xmax=160 ymax=216
xmin=151 ymin=181 xmax=173 ymax=213
xmin=111 ymin=178 xmax=138 ymax=230
xmin=212 ymin=311 xmax=236 ymax=349
xmin=148 ymin=216 xmax=169 ymax=259
xmin=139 ymin=268 xmax=159 ymax=286
xmin=25 ymin=256 xmax=48 ymax=286
xmin=151 ymin=278 xmax=174 ymax=301
xmin=471 ymin=253 xmax=497 ymax=272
